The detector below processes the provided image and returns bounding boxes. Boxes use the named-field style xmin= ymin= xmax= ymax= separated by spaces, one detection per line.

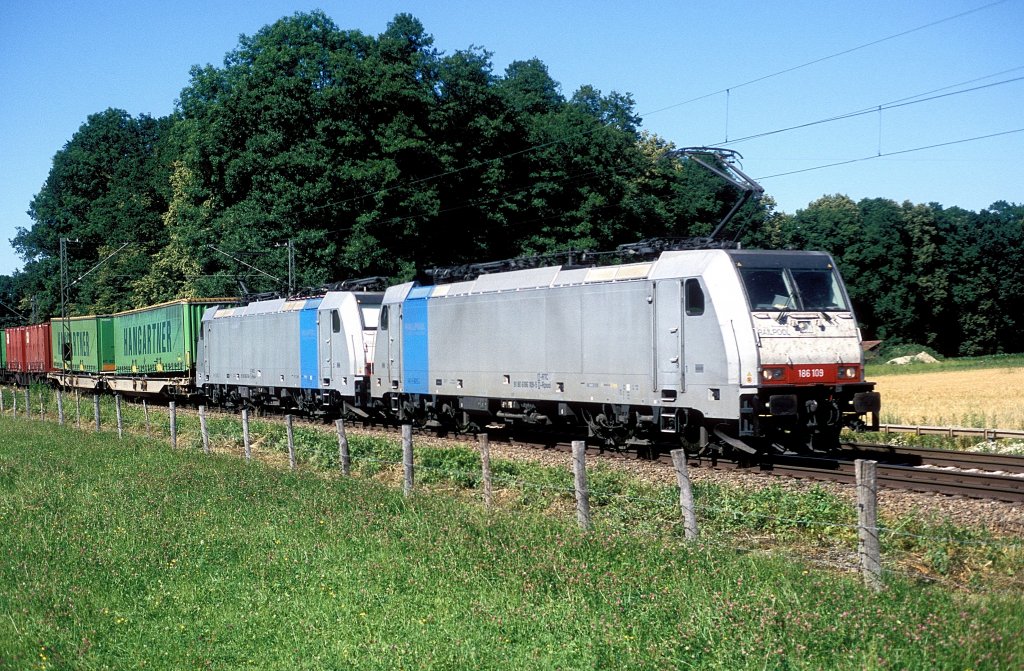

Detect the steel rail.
xmin=841 ymin=442 xmax=1024 ymax=474
xmin=752 ymin=459 xmax=1024 ymax=503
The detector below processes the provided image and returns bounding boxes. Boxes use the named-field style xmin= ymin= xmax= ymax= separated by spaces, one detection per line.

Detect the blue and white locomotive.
xmin=369 ymin=248 xmax=879 ymax=453
xmin=197 ymin=291 xmax=382 ymax=416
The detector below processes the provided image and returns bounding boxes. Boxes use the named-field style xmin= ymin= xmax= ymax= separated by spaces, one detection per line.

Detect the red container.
xmin=6 ymin=323 xmax=54 ymax=373
xmin=6 ymin=327 xmax=26 ymax=372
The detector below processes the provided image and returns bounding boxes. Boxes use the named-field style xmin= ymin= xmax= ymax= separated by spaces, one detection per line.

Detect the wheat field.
xmin=870 ymin=367 xmax=1024 ymax=429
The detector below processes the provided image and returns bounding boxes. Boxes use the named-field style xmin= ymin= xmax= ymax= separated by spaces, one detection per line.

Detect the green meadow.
xmin=1 ymin=416 xmax=1022 ymax=670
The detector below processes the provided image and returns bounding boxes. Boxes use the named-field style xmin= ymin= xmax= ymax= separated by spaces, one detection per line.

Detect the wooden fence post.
xmin=93 ymin=394 xmax=100 ymax=431
xmin=671 ymin=449 xmax=699 ymax=541
xmin=199 ymin=405 xmax=210 ymax=454
xmin=143 ymin=400 xmax=151 ymax=436
xmin=336 ymin=418 xmax=350 ymax=475
xmin=38 ymin=387 xmax=44 ymax=419
xmin=402 ymin=424 xmax=414 ymax=497
xmin=57 ymin=389 xmax=64 ymax=425
xmin=286 ymin=414 xmax=296 ymax=470
xmin=242 ymin=409 xmax=251 ymax=462
xmin=75 ymin=390 xmax=81 ymax=429
xmin=572 ymin=440 xmax=592 ymax=531
xmin=24 ymin=388 xmax=30 ymax=419
xmin=856 ymin=459 xmax=884 ymax=591
xmin=115 ymin=394 xmax=123 ymax=439
xmin=12 ymin=388 xmax=17 ymax=418
xmin=169 ymin=401 xmax=177 ymax=449
xmin=479 ymin=433 xmax=493 ymax=510
xmin=0 ymin=387 xmax=4 ymax=414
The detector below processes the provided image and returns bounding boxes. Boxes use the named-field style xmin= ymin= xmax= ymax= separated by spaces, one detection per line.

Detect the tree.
xmin=900 ymin=202 xmax=948 ymax=349
xmin=848 ymin=198 xmax=914 ymax=342
xmin=497 ymin=59 xmax=564 ymax=116
xmin=13 ymin=108 xmax=172 ymax=314
xmin=941 ymin=201 xmax=1024 ymax=355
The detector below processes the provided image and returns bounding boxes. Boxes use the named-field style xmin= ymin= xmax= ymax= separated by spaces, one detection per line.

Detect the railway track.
xmin=549 ymin=437 xmax=1024 ymax=504
xmin=725 ymin=456 xmax=1024 ymax=504
xmin=841 ymin=441 xmax=1024 ymax=473
xmin=672 ymin=442 xmax=1024 ymax=503
xmin=282 ymin=414 xmax=1024 ymax=503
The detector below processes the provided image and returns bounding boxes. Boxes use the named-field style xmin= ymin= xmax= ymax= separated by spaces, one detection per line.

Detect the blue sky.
xmin=1 ymin=0 xmax=1021 ymax=276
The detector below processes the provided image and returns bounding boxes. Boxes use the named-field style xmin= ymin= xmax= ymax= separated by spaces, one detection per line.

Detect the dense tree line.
xmin=3 ymin=12 xmax=1022 ymax=356
xmin=742 ymin=197 xmax=1024 ymax=356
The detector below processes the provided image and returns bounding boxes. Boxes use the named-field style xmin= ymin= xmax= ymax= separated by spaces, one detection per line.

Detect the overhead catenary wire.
xmin=755 ymin=127 xmax=1024 ymax=181
xmin=312 ymin=69 xmax=1024 ymax=236
xmin=408 ymin=71 xmax=1024 ymax=228
xmin=710 ymin=73 xmax=1024 ymax=148
xmin=875 ymin=64 xmax=1024 ymax=106
xmin=286 ymin=1 xmax=1010 ymax=225
xmin=641 ymin=0 xmax=1011 ymax=117
xmin=338 ymin=122 xmax=1023 ymax=238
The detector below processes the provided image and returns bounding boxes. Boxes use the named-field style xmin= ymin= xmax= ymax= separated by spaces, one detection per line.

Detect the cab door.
xmin=378 ymin=302 xmax=403 ymax=391
xmin=654 ymin=280 xmax=683 ymax=394
xmin=318 ymin=308 xmax=335 ymax=386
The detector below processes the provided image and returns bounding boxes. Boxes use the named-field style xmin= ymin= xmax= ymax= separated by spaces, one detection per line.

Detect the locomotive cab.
xmin=729 ymin=250 xmax=880 ymax=451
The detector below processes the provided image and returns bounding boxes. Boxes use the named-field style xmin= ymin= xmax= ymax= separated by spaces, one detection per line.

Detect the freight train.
xmin=1 ymin=248 xmax=880 ymax=455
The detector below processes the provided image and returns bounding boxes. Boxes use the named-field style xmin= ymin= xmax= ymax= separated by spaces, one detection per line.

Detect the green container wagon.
xmin=50 ymin=315 xmax=115 ymax=373
xmin=1 ymin=328 xmax=6 ymax=370
xmin=113 ymin=299 xmax=231 ymax=375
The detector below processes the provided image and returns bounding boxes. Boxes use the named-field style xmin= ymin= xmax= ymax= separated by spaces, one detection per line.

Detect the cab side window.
xmin=685 ymin=279 xmax=705 ymax=316
xmin=380 ymin=305 xmax=389 ymax=331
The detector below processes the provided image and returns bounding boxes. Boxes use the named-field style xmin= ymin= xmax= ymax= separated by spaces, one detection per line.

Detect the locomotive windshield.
xmin=740 ymin=267 xmax=849 ymax=312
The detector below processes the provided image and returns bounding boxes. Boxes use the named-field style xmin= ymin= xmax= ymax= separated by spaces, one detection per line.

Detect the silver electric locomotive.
xmin=370 ymin=248 xmax=879 ymax=453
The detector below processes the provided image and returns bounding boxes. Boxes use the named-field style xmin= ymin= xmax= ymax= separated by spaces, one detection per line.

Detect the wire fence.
xmin=1 ymin=384 xmax=1021 ymax=593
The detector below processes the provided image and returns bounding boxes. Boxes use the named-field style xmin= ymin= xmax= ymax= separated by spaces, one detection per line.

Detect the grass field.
xmin=867 ymin=359 xmax=1024 ymax=429
xmin=2 ymin=419 xmax=1023 ymax=670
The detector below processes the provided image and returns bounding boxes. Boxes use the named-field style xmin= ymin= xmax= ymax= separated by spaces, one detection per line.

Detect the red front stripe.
xmin=760 ymin=364 xmax=859 ymax=385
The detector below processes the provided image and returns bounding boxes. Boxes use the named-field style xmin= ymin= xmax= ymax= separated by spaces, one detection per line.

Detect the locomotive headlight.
xmin=838 ymin=366 xmax=860 ymax=380
xmin=761 ymin=367 xmax=785 ymax=381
